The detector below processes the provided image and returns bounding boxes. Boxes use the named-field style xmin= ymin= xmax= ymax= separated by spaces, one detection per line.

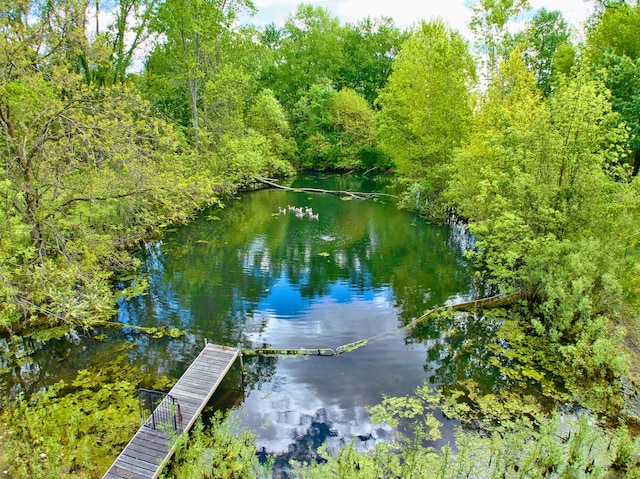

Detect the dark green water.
xmin=2 ymin=175 xmax=487 ymax=468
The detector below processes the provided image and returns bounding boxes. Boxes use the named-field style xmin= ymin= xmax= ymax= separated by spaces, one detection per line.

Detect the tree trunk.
xmin=188 ymin=77 xmax=199 ymax=151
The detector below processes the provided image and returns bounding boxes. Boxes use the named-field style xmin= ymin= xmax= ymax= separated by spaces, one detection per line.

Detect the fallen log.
xmin=255 ymin=177 xmax=401 ymax=200
xmin=243 ymin=293 xmax=524 ymax=358
xmin=404 ymin=291 xmax=525 ymax=331
xmin=449 ymin=291 xmax=526 ymax=312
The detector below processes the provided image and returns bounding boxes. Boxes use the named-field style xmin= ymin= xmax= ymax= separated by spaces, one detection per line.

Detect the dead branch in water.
xmin=255 ymin=177 xmax=401 ymax=200
xmin=243 ymin=292 xmax=525 ymax=357
xmin=405 ymin=291 xmax=526 ymax=331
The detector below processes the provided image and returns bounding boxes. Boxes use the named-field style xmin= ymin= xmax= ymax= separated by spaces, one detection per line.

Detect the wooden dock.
xmin=102 ymin=343 xmax=242 ymax=479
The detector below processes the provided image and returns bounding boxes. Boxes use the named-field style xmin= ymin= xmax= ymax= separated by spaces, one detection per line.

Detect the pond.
xmin=2 ymin=174 xmax=489 ymax=474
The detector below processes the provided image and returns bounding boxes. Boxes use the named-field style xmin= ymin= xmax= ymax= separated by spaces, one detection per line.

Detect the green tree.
xmin=598 ymin=54 xmax=640 ymax=174
xmin=445 ymin=53 xmax=637 ymax=404
xmin=338 ymin=17 xmax=408 ymax=105
xmin=469 ymin=0 xmax=531 ymax=77
xmin=587 ymin=1 xmax=640 ymax=63
xmin=328 ymin=88 xmax=379 ymax=170
xmin=587 ymin=3 xmax=640 ymax=174
xmin=149 ymin=0 xmax=255 ymax=149
xmin=79 ymin=0 xmax=157 ymax=86
xmin=513 ymin=8 xmax=572 ymax=94
xmin=288 ymin=82 xmax=381 ymax=171
xmin=0 ymin=68 xmax=223 ymax=328
xmin=259 ymin=4 xmax=344 ymax=109
xmin=247 ymin=89 xmax=298 ymax=164
xmin=377 ymin=20 xmax=476 ymax=212
xmin=290 ymin=81 xmax=339 ymax=170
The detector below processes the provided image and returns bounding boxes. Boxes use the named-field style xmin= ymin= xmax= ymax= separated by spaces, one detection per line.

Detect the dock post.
xmin=238 ymin=343 xmax=245 ymax=390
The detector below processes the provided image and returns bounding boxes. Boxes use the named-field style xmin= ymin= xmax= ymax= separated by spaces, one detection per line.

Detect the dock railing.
xmin=138 ymin=388 xmax=183 ymax=435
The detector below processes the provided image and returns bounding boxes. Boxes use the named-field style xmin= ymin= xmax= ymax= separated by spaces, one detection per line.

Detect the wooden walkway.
xmin=102 ymin=343 xmax=241 ymax=479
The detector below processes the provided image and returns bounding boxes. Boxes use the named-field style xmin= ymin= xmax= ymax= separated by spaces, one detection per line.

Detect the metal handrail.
xmin=138 ymin=388 xmax=183 ymax=434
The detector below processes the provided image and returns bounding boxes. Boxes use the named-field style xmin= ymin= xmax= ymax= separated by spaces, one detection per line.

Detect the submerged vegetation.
xmin=2 ymin=0 xmax=640 ymax=476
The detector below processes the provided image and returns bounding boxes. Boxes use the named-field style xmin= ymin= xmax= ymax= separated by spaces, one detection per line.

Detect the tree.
xmin=290 ymin=81 xmax=339 ymax=170
xmin=587 ymin=3 xmax=640 ymax=174
xmin=0 ymin=69 xmax=222 ymax=327
xmin=149 ymin=0 xmax=255 ymax=149
xmin=338 ymin=17 xmax=408 ymax=105
xmin=377 ymin=20 xmax=476 ymax=200
xmin=76 ymin=0 xmax=158 ymax=86
xmin=444 ymin=52 xmax=639 ymax=409
xmin=258 ymin=4 xmax=344 ymax=108
xmin=513 ymin=8 xmax=572 ymax=95
xmin=246 ymin=89 xmax=297 ymax=165
xmin=470 ymin=0 xmax=531 ymax=77
xmin=586 ymin=1 xmax=640 ymax=63
xmin=597 ymin=54 xmax=640 ymax=174
xmin=328 ymin=88 xmax=378 ymax=170
xmin=447 ymin=51 xmax=635 ymax=328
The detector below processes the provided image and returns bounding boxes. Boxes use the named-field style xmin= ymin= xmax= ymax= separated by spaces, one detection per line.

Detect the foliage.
xmin=337 ymin=17 xmax=409 ymax=105
xmin=257 ymin=8 xmax=406 ymax=113
xmin=0 ymin=77 xmax=223 ymax=329
xmin=162 ymin=414 xmax=268 ymax=479
xmin=445 ymin=51 xmax=639 ymax=420
xmin=290 ymin=83 xmax=383 ymax=171
xmin=247 ymin=89 xmax=298 ymax=164
xmin=377 ymin=20 xmax=476 ymax=218
xmin=259 ymin=4 xmax=343 ymax=109
xmin=587 ymin=1 xmax=640 ymax=63
xmin=469 ymin=0 xmax=531 ymax=77
xmin=0 ymin=357 xmax=141 ymax=478
xmin=147 ymin=0 xmax=256 ymax=148
xmin=447 ymin=51 xmax=634 ymax=291
xmin=593 ymin=53 xmax=640 ymax=175
xmin=586 ymin=2 xmax=640 ymax=175
xmin=510 ymin=8 xmax=573 ymax=95
xmin=293 ymin=382 xmax=640 ymax=478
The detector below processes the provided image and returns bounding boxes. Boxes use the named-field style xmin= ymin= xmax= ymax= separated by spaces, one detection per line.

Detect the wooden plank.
xmin=172 ymin=378 xmax=213 ymax=389
xmin=169 ymin=389 xmax=207 ymax=402
xmin=179 ymin=367 xmax=226 ymax=379
xmin=119 ymin=446 xmax=162 ymax=464
xmin=187 ymin=355 xmax=236 ymax=367
xmin=195 ymin=356 xmax=237 ymax=367
xmin=160 ymin=394 xmax=200 ymax=408
xmin=133 ymin=432 xmax=169 ymax=451
xmin=175 ymin=382 xmax=216 ymax=394
xmin=115 ymin=455 xmax=159 ymax=476
xmin=106 ymin=464 xmax=149 ymax=479
xmin=104 ymin=460 xmax=155 ymax=479
xmin=124 ymin=441 xmax=168 ymax=460
xmin=118 ymin=456 xmax=159 ymax=474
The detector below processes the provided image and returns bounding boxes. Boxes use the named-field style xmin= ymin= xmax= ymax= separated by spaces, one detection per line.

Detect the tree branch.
xmin=255 ymin=177 xmax=401 ymax=200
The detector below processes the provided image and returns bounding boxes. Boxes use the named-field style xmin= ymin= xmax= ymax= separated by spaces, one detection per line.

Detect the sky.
xmin=242 ymin=0 xmax=596 ymax=39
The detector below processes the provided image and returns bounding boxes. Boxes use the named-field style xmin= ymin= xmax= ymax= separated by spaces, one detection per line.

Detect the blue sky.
xmin=242 ymin=0 xmax=595 ymax=39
